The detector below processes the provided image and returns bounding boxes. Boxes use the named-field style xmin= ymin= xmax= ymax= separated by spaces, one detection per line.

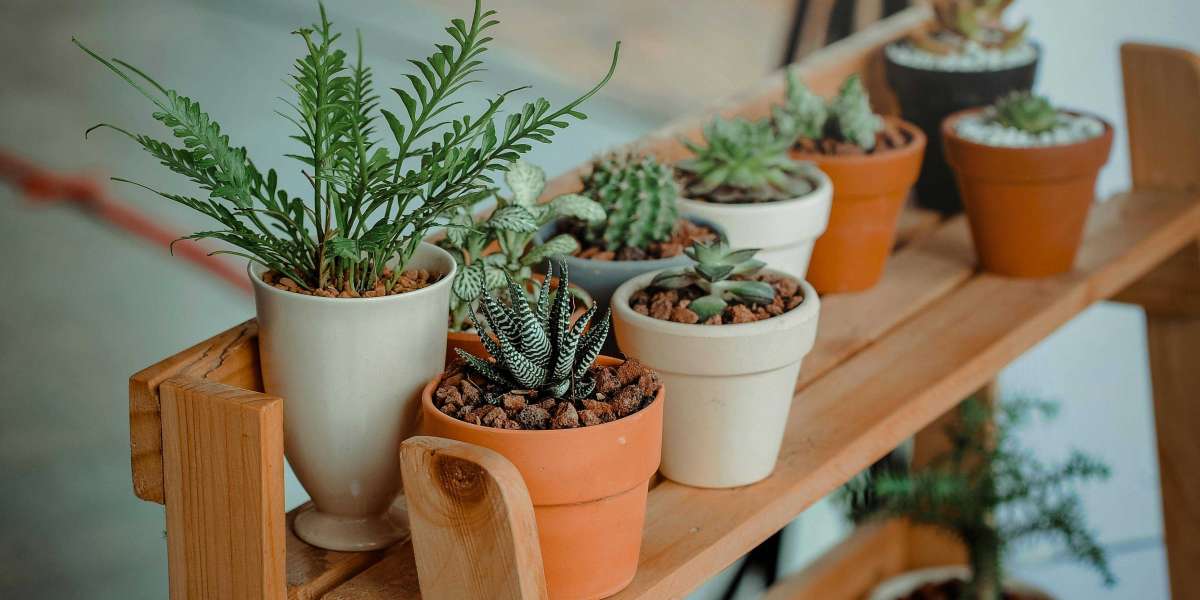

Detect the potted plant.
xmin=779 ymin=72 xmax=925 ymax=294
xmin=885 ymin=0 xmax=1038 ymax=214
xmin=79 ymin=1 xmax=619 ymax=551
xmin=843 ymin=396 xmax=1115 ymax=600
xmin=536 ymin=153 xmax=722 ymax=352
xmin=440 ymin=160 xmax=602 ymax=358
xmin=611 ymin=241 xmax=819 ymax=488
xmin=675 ymin=117 xmax=832 ymax=279
xmin=942 ymin=92 xmax=1113 ymax=277
xmin=421 ymin=261 xmax=663 ymax=600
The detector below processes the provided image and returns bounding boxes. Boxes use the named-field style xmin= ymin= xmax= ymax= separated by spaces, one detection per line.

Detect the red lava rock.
xmin=581 ymin=399 xmax=614 ymax=422
xmin=435 ymin=386 xmax=462 ymax=405
xmin=671 ymin=306 xmax=700 ymax=324
xmin=501 ymin=393 xmax=526 ymax=412
xmin=594 ymin=367 xmax=622 ymax=394
xmin=730 ymin=304 xmax=756 ymax=324
xmin=629 ymin=272 xmax=806 ymax=326
xmin=579 ymin=409 xmax=604 ymax=426
xmin=516 ymin=405 xmax=551 ymax=429
xmin=637 ymin=372 xmax=660 ymax=397
xmin=616 ymin=359 xmax=647 ymax=385
xmin=551 ymin=403 xmax=580 ymax=429
xmin=612 ymin=386 xmax=642 ymax=417
xmin=460 ymin=379 xmax=481 ymax=404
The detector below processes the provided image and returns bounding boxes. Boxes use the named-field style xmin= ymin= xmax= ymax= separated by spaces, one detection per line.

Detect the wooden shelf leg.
xmin=160 ymin=376 xmax=285 ymax=600
xmin=400 ymin=436 xmax=548 ymax=600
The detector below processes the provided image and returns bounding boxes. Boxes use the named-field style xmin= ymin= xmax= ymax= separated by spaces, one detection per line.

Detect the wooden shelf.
xmin=128 ymin=7 xmax=1200 ymax=599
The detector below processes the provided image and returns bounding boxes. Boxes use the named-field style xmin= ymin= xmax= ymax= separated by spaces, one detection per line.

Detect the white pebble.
xmin=886 ymin=41 xmax=1038 ymax=73
xmin=955 ymin=110 xmax=1106 ymax=148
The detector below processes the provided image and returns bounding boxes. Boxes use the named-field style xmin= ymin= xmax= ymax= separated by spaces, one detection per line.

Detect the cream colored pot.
xmin=676 ymin=171 xmax=832 ymax=280
xmin=249 ymin=242 xmax=455 ymax=551
xmin=611 ymin=269 xmax=820 ymax=488
xmin=870 ymin=566 xmax=1053 ymax=600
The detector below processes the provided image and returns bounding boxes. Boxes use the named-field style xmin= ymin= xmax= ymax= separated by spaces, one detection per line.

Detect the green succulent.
xmin=914 ymin=0 xmax=1029 ymax=55
xmin=678 ymin=117 xmax=818 ymax=203
xmin=580 ymin=153 xmax=680 ymax=251
xmin=774 ymin=67 xmax=828 ymax=141
xmin=458 ymin=260 xmax=610 ymax=400
xmin=649 ymin=241 xmax=776 ymax=321
xmin=440 ymin=160 xmax=605 ymax=330
xmin=993 ymin=91 xmax=1060 ymax=134
xmin=829 ymin=75 xmax=884 ymax=151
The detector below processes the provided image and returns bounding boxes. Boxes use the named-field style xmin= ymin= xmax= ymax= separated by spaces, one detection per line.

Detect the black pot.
xmin=884 ymin=46 xmax=1039 ymax=214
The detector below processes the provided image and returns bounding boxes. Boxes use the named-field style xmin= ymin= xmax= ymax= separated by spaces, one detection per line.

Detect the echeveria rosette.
xmin=993 ymin=91 xmax=1060 ymax=134
xmin=649 ymin=240 xmax=776 ymax=322
xmin=458 ymin=260 xmax=611 ymax=400
xmin=678 ymin=117 xmax=818 ymax=203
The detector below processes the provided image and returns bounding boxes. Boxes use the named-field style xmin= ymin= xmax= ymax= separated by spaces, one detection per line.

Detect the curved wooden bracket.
xmin=1121 ymin=42 xmax=1200 ymax=192
xmin=400 ymin=436 xmax=548 ymax=600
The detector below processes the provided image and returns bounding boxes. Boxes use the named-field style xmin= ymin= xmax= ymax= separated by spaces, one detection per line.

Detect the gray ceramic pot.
xmin=535 ymin=217 xmax=724 ymax=355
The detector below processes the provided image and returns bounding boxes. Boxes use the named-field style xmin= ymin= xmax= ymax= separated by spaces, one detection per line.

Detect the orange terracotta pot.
xmin=444 ymin=276 xmax=592 ymax=365
xmin=796 ymin=117 xmax=926 ymax=294
xmin=419 ymin=355 xmax=664 ymax=600
xmin=942 ymin=109 xmax=1114 ymax=277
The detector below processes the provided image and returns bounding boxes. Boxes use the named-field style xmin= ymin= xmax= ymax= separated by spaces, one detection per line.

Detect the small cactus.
xmin=776 ymin=71 xmax=883 ymax=151
xmin=580 ymin=153 xmax=680 ymax=251
xmin=774 ymin=68 xmax=828 ymax=141
xmin=829 ymin=75 xmax=884 ymax=151
xmin=678 ymin=117 xmax=818 ymax=203
xmin=993 ymin=91 xmax=1060 ymax=134
xmin=649 ymin=241 xmax=776 ymax=321
xmin=913 ymin=0 xmax=1030 ymax=55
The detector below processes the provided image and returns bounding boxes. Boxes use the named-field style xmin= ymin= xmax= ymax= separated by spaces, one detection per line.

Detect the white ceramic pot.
xmin=676 ymin=171 xmax=832 ymax=280
xmin=611 ymin=269 xmax=820 ymax=488
xmin=869 ymin=566 xmax=1053 ymax=600
xmin=249 ymin=242 xmax=455 ymax=551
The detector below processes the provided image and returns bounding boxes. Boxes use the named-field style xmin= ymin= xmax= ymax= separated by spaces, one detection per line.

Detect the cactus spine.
xmin=580 ymin=154 xmax=680 ymax=251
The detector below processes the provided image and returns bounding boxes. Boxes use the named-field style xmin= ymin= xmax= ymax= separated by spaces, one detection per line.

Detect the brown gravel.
xmin=432 ymin=359 xmax=661 ymax=430
xmin=261 ymin=269 xmax=438 ymax=298
xmin=569 ymin=218 xmax=719 ymax=261
xmin=792 ymin=120 xmax=912 ymax=156
xmin=629 ymin=273 xmax=805 ymax=325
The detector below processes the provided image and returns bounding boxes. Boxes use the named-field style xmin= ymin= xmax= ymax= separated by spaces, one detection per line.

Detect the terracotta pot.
xmin=798 ymin=118 xmax=926 ymax=294
xmin=942 ymin=109 xmax=1114 ymax=277
xmin=611 ymin=269 xmax=820 ymax=488
xmin=885 ymin=46 xmax=1040 ymax=214
xmin=870 ymin=566 xmax=1053 ymax=600
xmin=250 ymin=242 xmax=455 ymax=551
xmin=419 ymin=356 xmax=663 ymax=600
xmin=676 ymin=170 xmax=832 ymax=280
xmin=445 ymin=277 xmax=594 ymax=364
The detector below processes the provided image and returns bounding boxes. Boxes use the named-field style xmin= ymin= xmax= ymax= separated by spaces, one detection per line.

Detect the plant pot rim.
xmin=941 ymin=107 xmax=1115 ymax=154
xmin=611 ymin=268 xmax=820 ymax=338
xmin=543 ymin=215 xmax=727 ymax=270
xmin=248 ymin=241 xmax=457 ymax=305
xmin=420 ymin=354 xmax=664 ymax=438
xmin=791 ymin=116 xmax=927 ymax=167
xmin=676 ymin=168 xmax=832 ymax=214
xmin=883 ymin=40 xmax=1043 ymax=74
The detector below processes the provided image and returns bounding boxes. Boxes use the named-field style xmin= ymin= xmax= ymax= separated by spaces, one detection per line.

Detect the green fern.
xmin=75 ymin=1 xmax=619 ymax=293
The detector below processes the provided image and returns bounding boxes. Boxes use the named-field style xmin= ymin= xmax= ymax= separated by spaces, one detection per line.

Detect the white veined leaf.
xmin=521 ymin=233 xmax=578 ymax=266
xmin=505 ymin=160 xmax=545 ymax=206
xmin=549 ymin=193 xmax=605 ymax=223
xmin=444 ymin=209 xmax=475 ymax=247
xmin=483 ymin=265 xmax=508 ymax=290
xmin=487 ymin=205 xmax=539 ymax=233
xmin=452 ymin=263 xmax=485 ymax=301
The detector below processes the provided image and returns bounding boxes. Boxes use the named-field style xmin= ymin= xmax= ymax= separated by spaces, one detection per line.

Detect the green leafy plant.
xmin=677 ymin=117 xmax=818 ymax=203
xmin=992 ymin=91 xmax=1060 ymax=134
xmin=441 ymin=160 xmax=604 ymax=330
xmin=841 ymin=395 xmax=1115 ymax=600
xmin=75 ymin=1 xmax=619 ymax=294
xmin=912 ymin=0 xmax=1029 ymax=55
xmin=648 ymin=241 xmax=775 ymax=321
xmin=578 ymin=153 xmax=680 ymax=251
xmin=776 ymin=72 xmax=883 ymax=151
xmin=457 ymin=260 xmax=610 ymax=400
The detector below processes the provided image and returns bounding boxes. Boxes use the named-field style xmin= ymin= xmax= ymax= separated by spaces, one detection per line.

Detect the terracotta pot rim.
xmin=790 ymin=117 xmax=927 ymax=166
xmin=247 ymin=241 xmax=457 ymax=305
xmin=941 ymin=107 xmax=1115 ymax=154
xmin=678 ymin=168 xmax=833 ymax=213
xmin=611 ymin=268 xmax=820 ymax=338
xmin=420 ymin=355 xmax=665 ymax=438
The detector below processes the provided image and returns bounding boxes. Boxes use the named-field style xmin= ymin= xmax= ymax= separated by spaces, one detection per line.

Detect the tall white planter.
xmin=612 ymin=269 xmax=820 ymax=488
xmin=676 ymin=171 xmax=832 ymax=280
xmin=249 ymin=242 xmax=455 ymax=551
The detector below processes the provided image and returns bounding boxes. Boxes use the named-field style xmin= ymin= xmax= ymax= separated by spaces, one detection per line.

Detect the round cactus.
xmin=580 ymin=153 xmax=680 ymax=251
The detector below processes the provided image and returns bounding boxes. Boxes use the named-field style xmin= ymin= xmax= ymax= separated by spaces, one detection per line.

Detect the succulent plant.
xmin=774 ymin=68 xmax=828 ymax=141
xmin=441 ymin=160 xmax=605 ymax=330
xmin=913 ymin=0 xmax=1030 ymax=55
xmin=649 ymin=241 xmax=776 ymax=321
xmin=579 ymin=153 xmax=680 ymax=251
xmin=992 ymin=91 xmax=1060 ymax=134
xmin=677 ymin=117 xmax=818 ymax=203
xmin=457 ymin=260 xmax=610 ymax=400
xmin=829 ymin=75 xmax=884 ymax=151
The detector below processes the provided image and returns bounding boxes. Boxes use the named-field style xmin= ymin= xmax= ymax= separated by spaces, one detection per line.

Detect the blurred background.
xmin=0 ymin=0 xmax=1196 ymax=598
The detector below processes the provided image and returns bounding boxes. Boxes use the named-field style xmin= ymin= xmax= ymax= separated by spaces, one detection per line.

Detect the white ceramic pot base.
xmin=293 ymin=502 xmax=409 ymax=551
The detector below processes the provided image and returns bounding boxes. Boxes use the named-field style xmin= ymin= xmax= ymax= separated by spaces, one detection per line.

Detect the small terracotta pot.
xmin=798 ymin=118 xmax=926 ymax=294
xmin=419 ymin=356 xmax=664 ymax=600
xmin=444 ymin=276 xmax=593 ymax=364
xmin=942 ymin=109 xmax=1113 ymax=277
